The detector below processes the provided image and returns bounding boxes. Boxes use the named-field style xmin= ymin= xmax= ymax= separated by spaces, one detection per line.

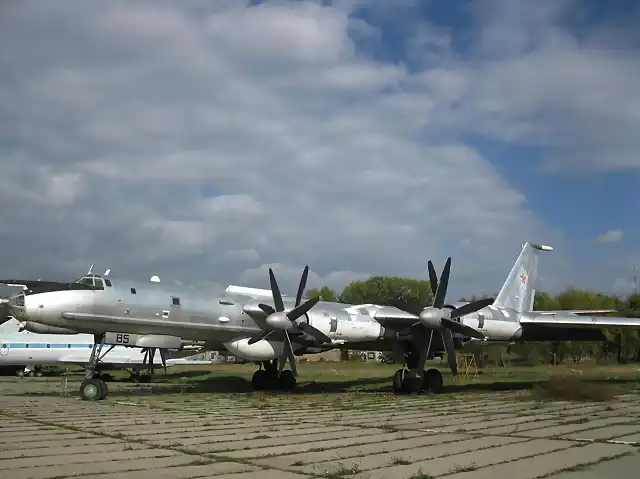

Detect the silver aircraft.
xmin=4 ymin=241 xmax=640 ymax=401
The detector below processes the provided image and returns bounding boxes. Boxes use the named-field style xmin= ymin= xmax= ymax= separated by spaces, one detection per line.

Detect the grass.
xmin=29 ymin=360 xmax=640 ymax=397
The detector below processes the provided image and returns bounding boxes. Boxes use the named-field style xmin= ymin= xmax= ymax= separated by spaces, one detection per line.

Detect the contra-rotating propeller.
xmin=247 ymin=266 xmax=330 ymax=377
xmin=415 ymin=257 xmax=494 ymax=375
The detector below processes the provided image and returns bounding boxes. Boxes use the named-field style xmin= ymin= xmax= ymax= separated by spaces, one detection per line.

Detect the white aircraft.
xmin=0 ymin=317 xmax=211 ymax=379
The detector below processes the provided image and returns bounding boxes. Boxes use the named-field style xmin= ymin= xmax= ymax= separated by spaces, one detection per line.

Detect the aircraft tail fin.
xmin=493 ymin=242 xmax=553 ymax=313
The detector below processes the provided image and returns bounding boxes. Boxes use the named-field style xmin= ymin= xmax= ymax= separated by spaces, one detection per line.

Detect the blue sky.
xmin=0 ymin=0 xmax=639 ymax=298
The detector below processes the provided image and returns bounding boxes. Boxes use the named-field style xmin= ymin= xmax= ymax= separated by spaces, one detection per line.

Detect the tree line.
xmin=306 ymin=277 xmax=640 ymax=366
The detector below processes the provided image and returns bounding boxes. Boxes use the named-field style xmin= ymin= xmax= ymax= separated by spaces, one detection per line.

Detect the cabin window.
xmin=25 ymin=344 xmax=29 ymax=348
xmin=47 ymin=344 xmax=50 ymax=348
xmin=172 ymin=297 xmax=180 ymax=306
xmin=1 ymin=343 xmax=7 ymax=348
xmin=68 ymin=344 xmax=71 ymax=348
xmin=105 ymin=279 xmax=112 ymax=287
xmin=130 ymin=288 xmax=136 ymax=294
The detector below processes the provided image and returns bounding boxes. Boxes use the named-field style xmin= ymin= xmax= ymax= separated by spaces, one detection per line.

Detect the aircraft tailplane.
xmin=493 ymin=242 xmax=553 ymax=313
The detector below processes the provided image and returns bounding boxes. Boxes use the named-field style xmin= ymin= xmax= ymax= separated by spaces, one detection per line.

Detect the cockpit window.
xmin=92 ymin=278 xmax=104 ymax=290
xmin=78 ymin=277 xmax=94 ymax=286
xmin=104 ymin=279 xmax=112 ymax=287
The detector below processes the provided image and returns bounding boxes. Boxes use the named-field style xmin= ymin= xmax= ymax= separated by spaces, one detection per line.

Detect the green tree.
xmin=306 ymin=286 xmax=338 ymax=302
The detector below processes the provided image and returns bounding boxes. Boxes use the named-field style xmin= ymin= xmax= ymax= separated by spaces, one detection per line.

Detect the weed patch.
xmin=532 ymin=376 xmax=616 ymax=402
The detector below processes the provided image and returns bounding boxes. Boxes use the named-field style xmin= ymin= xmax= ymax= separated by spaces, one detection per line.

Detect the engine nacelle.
xmin=223 ymin=337 xmax=285 ymax=361
xmin=21 ymin=321 xmax=78 ymax=335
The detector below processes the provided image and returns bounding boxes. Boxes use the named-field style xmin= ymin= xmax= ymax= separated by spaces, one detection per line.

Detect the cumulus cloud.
xmin=596 ymin=229 xmax=624 ymax=244
xmin=0 ymin=0 xmax=636 ymax=298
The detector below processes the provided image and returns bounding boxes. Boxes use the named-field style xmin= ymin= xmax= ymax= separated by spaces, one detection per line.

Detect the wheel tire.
xmin=279 ymin=370 xmax=296 ymax=391
xmin=98 ymin=379 xmax=109 ymax=400
xmin=402 ymin=371 xmax=423 ymax=394
xmin=392 ymin=369 xmax=404 ymax=393
xmin=252 ymin=370 xmax=268 ymax=390
xmin=80 ymin=379 xmax=103 ymax=401
xmin=424 ymin=368 xmax=443 ymax=393
xmin=28 ymin=370 xmax=35 ymax=377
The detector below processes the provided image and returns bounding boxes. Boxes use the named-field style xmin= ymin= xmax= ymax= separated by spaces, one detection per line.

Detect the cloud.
xmin=0 ymin=0 xmax=636 ymax=299
xmin=596 ymin=229 xmax=624 ymax=244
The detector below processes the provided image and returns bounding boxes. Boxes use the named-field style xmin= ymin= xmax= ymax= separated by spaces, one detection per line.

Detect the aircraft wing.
xmin=537 ymin=310 xmax=617 ymax=316
xmin=520 ymin=312 xmax=640 ymax=329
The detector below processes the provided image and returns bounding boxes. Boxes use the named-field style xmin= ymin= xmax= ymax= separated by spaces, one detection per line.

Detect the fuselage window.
xmin=47 ymin=344 xmax=50 ymax=348
xmin=1 ymin=344 xmax=7 ymax=348
xmin=25 ymin=344 xmax=29 ymax=348
xmin=68 ymin=344 xmax=71 ymax=348
xmin=105 ymin=279 xmax=112 ymax=287
xmin=172 ymin=297 xmax=180 ymax=306
xmin=130 ymin=288 xmax=136 ymax=294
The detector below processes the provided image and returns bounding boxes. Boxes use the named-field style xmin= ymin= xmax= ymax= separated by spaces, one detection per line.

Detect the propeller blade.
xmin=450 ymin=298 xmax=494 ymax=319
xmin=295 ymin=266 xmax=309 ymax=308
xmin=286 ymin=297 xmax=319 ymax=321
xmin=248 ymin=329 xmax=273 ymax=345
xmin=298 ymin=322 xmax=331 ymax=343
xmin=258 ymin=303 xmax=276 ymax=315
xmin=149 ymin=348 xmax=156 ymax=375
xmin=268 ymin=268 xmax=285 ymax=312
xmin=283 ymin=331 xmax=297 ymax=377
xmin=427 ymin=261 xmax=438 ymax=296
xmin=416 ymin=329 xmax=434 ymax=372
xmin=441 ymin=329 xmax=457 ymax=375
xmin=441 ymin=317 xmax=485 ymax=339
xmin=433 ymin=257 xmax=451 ymax=308
xmin=278 ymin=335 xmax=288 ymax=376
xmin=159 ymin=348 xmax=167 ymax=373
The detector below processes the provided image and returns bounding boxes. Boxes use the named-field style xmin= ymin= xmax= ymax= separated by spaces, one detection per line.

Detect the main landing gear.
xmin=251 ymin=360 xmax=296 ymax=391
xmin=392 ymin=352 xmax=444 ymax=394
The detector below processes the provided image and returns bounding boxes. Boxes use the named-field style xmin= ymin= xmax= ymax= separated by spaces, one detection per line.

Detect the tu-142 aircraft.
xmin=3 ymin=241 xmax=640 ymax=401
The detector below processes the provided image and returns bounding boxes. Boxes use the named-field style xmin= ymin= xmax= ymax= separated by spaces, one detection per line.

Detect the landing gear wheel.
xmin=423 ymin=368 xmax=443 ymax=393
xmin=80 ymin=378 xmax=105 ymax=401
xmin=98 ymin=379 xmax=108 ymax=400
xmin=279 ymin=370 xmax=296 ymax=391
xmin=392 ymin=369 xmax=404 ymax=393
xmin=402 ymin=370 xmax=424 ymax=394
xmin=252 ymin=370 xmax=269 ymax=390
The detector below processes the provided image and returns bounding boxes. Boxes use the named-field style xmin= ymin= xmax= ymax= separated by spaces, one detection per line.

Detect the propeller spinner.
xmin=247 ymin=266 xmax=329 ymax=378
xmin=415 ymin=258 xmax=493 ymax=375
